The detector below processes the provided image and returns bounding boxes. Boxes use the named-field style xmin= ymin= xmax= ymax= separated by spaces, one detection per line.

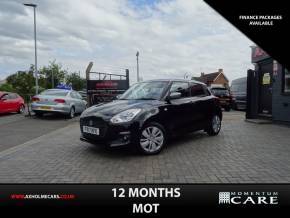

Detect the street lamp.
xmin=136 ymin=51 xmax=140 ymax=82
xmin=24 ymin=3 xmax=38 ymax=94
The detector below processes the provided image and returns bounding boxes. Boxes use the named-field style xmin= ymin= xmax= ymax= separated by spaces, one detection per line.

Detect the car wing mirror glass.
xmin=169 ymin=92 xmax=181 ymax=100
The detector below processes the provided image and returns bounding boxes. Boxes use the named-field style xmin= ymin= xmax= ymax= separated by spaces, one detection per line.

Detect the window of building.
xmin=283 ymin=68 xmax=290 ymax=93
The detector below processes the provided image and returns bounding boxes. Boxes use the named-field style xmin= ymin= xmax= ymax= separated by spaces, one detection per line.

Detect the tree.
xmin=66 ymin=72 xmax=86 ymax=91
xmin=6 ymin=70 xmax=35 ymax=95
xmin=0 ymin=83 xmax=14 ymax=92
xmin=39 ymin=60 xmax=67 ymax=89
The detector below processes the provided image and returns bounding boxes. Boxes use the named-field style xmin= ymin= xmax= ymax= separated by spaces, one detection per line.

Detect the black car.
xmin=209 ymin=87 xmax=232 ymax=111
xmin=80 ymin=79 xmax=222 ymax=155
xmin=231 ymin=77 xmax=247 ymax=110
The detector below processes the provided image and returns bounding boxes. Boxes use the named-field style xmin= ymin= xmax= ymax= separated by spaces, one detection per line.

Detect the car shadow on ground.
xmin=84 ymin=130 xmax=209 ymax=158
xmin=27 ymin=113 xmax=79 ymax=121
xmin=0 ymin=112 xmax=19 ymax=117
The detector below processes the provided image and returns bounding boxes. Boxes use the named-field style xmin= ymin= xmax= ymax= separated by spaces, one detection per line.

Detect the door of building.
xmin=258 ymin=61 xmax=273 ymax=115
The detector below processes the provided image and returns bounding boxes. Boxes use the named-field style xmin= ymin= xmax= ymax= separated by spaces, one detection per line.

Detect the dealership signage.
xmin=252 ymin=46 xmax=270 ymax=63
xmin=87 ymin=80 xmax=129 ymax=92
xmin=251 ymin=46 xmax=270 ymax=63
xmin=219 ymin=191 xmax=278 ymax=205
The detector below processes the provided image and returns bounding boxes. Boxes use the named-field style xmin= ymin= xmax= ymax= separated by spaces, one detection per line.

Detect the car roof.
xmin=43 ymin=89 xmax=71 ymax=92
xmin=0 ymin=91 xmax=10 ymax=95
xmin=0 ymin=92 xmax=18 ymax=97
xmin=141 ymin=79 xmax=206 ymax=85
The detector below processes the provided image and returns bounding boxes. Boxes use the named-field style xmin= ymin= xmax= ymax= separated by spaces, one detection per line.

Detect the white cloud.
xmin=0 ymin=0 xmax=254 ymax=84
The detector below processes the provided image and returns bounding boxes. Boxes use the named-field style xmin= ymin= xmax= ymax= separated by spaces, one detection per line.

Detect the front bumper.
xmin=31 ymin=103 xmax=70 ymax=114
xmin=80 ymin=116 xmax=141 ymax=147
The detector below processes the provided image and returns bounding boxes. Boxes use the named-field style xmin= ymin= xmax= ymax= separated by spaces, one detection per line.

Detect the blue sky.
xmin=0 ymin=0 xmax=253 ymax=83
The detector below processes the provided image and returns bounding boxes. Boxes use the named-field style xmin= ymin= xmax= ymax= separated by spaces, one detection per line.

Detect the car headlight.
xmin=110 ymin=108 xmax=141 ymax=124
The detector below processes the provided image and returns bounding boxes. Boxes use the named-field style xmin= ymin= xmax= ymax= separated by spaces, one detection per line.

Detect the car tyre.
xmin=18 ymin=104 xmax=25 ymax=114
xmin=206 ymin=114 xmax=221 ymax=136
xmin=137 ymin=122 xmax=167 ymax=155
xmin=68 ymin=107 xmax=75 ymax=119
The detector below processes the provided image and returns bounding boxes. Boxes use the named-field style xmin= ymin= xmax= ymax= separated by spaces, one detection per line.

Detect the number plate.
xmin=83 ymin=126 xmax=100 ymax=135
xmin=40 ymin=106 xmax=51 ymax=110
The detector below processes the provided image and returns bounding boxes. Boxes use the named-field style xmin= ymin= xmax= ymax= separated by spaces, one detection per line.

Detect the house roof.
xmin=193 ymin=72 xmax=220 ymax=84
xmin=193 ymin=71 xmax=229 ymax=84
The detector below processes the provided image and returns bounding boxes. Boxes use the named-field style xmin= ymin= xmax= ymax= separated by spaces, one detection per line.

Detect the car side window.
xmin=1 ymin=94 xmax=9 ymax=100
xmin=170 ymin=82 xmax=190 ymax=98
xmin=8 ymin=93 xmax=17 ymax=99
xmin=70 ymin=92 xmax=77 ymax=99
xmin=76 ymin=92 xmax=82 ymax=99
xmin=190 ymin=83 xmax=207 ymax=97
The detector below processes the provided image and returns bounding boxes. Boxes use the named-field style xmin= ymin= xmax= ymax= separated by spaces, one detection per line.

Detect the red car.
xmin=0 ymin=91 xmax=25 ymax=114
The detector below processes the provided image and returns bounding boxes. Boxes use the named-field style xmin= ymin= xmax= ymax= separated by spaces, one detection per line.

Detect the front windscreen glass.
xmin=119 ymin=81 xmax=169 ymax=100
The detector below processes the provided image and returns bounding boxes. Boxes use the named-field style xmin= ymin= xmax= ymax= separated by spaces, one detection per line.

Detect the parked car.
xmin=31 ymin=89 xmax=87 ymax=118
xmin=0 ymin=92 xmax=25 ymax=114
xmin=209 ymin=86 xmax=232 ymax=111
xmin=80 ymin=79 xmax=222 ymax=155
xmin=231 ymin=77 xmax=247 ymax=110
xmin=78 ymin=90 xmax=87 ymax=100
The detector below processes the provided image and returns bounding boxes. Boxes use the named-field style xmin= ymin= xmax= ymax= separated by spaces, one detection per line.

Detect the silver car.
xmin=31 ymin=89 xmax=87 ymax=118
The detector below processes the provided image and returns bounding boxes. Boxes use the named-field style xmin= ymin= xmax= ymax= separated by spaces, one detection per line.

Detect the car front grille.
xmin=80 ymin=116 xmax=108 ymax=138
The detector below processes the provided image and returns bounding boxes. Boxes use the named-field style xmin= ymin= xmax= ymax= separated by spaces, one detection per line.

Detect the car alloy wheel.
xmin=69 ymin=107 xmax=75 ymax=118
xmin=139 ymin=124 xmax=165 ymax=154
xmin=19 ymin=105 xmax=25 ymax=114
xmin=212 ymin=115 xmax=221 ymax=134
xmin=206 ymin=114 xmax=221 ymax=136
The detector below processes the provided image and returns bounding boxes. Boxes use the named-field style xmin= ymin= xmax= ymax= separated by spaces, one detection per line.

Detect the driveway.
xmin=0 ymin=112 xmax=78 ymax=152
xmin=0 ymin=111 xmax=289 ymax=183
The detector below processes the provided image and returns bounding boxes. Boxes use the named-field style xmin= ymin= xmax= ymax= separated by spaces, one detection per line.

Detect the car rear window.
xmin=211 ymin=88 xmax=229 ymax=95
xmin=40 ymin=90 xmax=69 ymax=96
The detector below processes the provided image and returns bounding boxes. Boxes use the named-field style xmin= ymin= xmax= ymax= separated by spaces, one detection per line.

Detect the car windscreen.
xmin=119 ymin=81 xmax=169 ymax=100
xmin=211 ymin=88 xmax=229 ymax=95
xmin=40 ymin=90 xmax=69 ymax=96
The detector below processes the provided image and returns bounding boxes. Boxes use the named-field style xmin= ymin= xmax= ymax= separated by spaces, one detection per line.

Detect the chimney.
xmin=218 ymin=69 xmax=223 ymax=73
xmin=201 ymin=72 xmax=205 ymax=76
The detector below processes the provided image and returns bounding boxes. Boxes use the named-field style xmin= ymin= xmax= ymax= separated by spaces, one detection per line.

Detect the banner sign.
xmin=0 ymin=184 xmax=289 ymax=213
xmin=56 ymin=83 xmax=72 ymax=90
xmin=251 ymin=46 xmax=270 ymax=63
xmin=87 ymin=80 xmax=129 ymax=92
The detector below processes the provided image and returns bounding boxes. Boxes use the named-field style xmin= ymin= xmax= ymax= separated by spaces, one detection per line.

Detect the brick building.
xmin=192 ymin=69 xmax=229 ymax=88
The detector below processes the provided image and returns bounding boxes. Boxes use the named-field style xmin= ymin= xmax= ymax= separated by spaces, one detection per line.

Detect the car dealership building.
xmin=246 ymin=46 xmax=290 ymax=124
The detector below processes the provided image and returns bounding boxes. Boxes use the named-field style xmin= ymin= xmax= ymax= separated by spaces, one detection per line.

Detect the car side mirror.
xmin=166 ymin=92 xmax=181 ymax=102
xmin=115 ymin=94 xmax=121 ymax=99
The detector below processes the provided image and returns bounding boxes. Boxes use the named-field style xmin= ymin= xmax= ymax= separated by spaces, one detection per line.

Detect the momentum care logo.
xmin=218 ymin=191 xmax=278 ymax=205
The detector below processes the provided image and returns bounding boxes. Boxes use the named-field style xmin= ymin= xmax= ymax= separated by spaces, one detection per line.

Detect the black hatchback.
xmin=80 ymin=79 xmax=222 ymax=155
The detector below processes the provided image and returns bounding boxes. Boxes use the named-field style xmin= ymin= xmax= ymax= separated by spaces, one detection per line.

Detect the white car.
xmin=31 ymin=89 xmax=87 ymax=118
